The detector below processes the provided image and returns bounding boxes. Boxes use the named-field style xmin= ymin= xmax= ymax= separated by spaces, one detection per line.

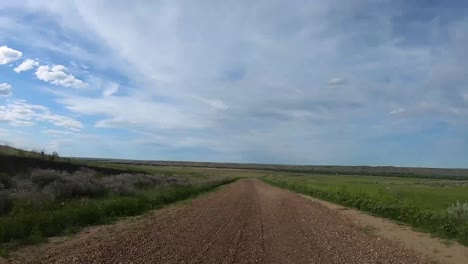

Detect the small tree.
xmin=48 ymin=151 xmax=59 ymax=161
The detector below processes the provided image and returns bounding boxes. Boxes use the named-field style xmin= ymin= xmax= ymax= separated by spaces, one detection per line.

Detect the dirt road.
xmin=7 ymin=179 xmax=426 ymax=264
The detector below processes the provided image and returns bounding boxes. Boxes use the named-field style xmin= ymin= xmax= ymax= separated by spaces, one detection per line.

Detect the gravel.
xmin=6 ymin=179 xmax=426 ymax=264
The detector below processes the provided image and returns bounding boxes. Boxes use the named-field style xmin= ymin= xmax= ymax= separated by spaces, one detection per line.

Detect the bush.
xmin=0 ymin=173 xmax=14 ymax=190
xmin=446 ymin=200 xmax=468 ymax=223
xmin=0 ymin=191 xmax=14 ymax=215
xmin=6 ymin=168 xmax=188 ymax=201
xmin=27 ymin=169 xmax=103 ymax=199
xmin=17 ymin=169 xmax=186 ymax=199
xmin=30 ymin=170 xmax=63 ymax=188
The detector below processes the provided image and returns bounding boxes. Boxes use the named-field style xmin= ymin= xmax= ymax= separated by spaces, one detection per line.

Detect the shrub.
xmin=0 ymin=191 xmax=14 ymax=215
xmin=445 ymin=200 xmax=468 ymax=242
xmin=446 ymin=200 xmax=468 ymax=223
xmin=12 ymin=190 xmax=54 ymax=210
xmin=99 ymin=173 xmax=186 ymax=196
xmin=28 ymin=169 xmax=105 ymax=199
xmin=0 ymin=173 xmax=14 ymax=190
xmin=23 ymin=169 xmax=186 ymax=199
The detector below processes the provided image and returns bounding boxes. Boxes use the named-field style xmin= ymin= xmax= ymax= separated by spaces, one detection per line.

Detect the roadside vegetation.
xmin=0 ymin=148 xmax=237 ymax=255
xmin=262 ymin=174 xmax=468 ymax=245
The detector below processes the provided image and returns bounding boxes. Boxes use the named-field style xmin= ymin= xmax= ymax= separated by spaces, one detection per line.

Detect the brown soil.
xmin=4 ymin=179 xmax=429 ymax=264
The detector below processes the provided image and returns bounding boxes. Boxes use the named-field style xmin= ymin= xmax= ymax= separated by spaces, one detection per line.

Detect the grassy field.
xmin=89 ymin=162 xmax=270 ymax=182
xmin=87 ymin=158 xmax=468 ymax=179
xmin=262 ymin=173 xmax=468 ymax=245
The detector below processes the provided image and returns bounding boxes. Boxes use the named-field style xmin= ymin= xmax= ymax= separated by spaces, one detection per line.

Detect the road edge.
xmin=298 ymin=194 xmax=468 ymax=264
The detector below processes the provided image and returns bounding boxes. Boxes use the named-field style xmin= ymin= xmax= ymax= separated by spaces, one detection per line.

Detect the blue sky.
xmin=0 ymin=0 xmax=467 ymax=167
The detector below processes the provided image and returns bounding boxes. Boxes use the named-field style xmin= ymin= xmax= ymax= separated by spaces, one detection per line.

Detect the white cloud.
xmin=0 ymin=100 xmax=83 ymax=131
xmin=0 ymin=83 xmax=12 ymax=96
xmin=102 ymin=82 xmax=119 ymax=96
xmin=14 ymin=58 xmax=39 ymax=73
xmin=328 ymin=77 xmax=347 ymax=86
xmin=58 ymin=94 xmax=208 ymax=130
xmin=193 ymin=96 xmax=229 ymax=111
xmin=41 ymin=129 xmax=78 ymax=136
xmin=0 ymin=46 xmax=22 ymax=64
xmin=133 ymin=131 xmax=221 ymax=149
xmin=35 ymin=64 xmax=87 ymax=88
xmin=39 ymin=114 xmax=83 ymax=131
xmin=389 ymin=108 xmax=406 ymax=115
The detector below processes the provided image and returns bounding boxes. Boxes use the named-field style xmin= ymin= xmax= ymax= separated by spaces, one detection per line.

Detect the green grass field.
xmin=265 ymin=174 xmax=468 ymax=209
xmin=262 ymin=173 xmax=468 ymax=245
xmin=89 ymin=162 xmax=270 ymax=182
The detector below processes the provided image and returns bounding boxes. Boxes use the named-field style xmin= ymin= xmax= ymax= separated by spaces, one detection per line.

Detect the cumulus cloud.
xmin=35 ymin=64 xmax=87 ymax=88
xmin=0 ymin=83 xmax=12 ymax=96
xmin=328 ymin=78 xmax=347 ymax=86
xmin=14 ymin=58 xmax=39 ymax=73
xmin=0 ymin=100 xmax=83 ymax=131
xmin=0 ymin=46 xmax=22 ymax=64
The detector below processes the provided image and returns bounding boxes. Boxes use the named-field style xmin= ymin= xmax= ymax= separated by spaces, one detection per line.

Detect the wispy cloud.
xmin=328 ymin=78 xmax=347 ymax=86
xmin=0 ymin=83 xmax=12 ymax=96
xmin=0 ymin=100 xmax=83 ymax=131
xmin=193 ymin=96 xmax=229 ymax=111
xmin=389 ymin=108 xmax=406 ymax=115
xmin=0 ymin=1 xmax=467 ymax=166
xmin=58 ymin=94 xmax=209 ymax=130
xmin=102 ymin=82 xmax=119 ymax=96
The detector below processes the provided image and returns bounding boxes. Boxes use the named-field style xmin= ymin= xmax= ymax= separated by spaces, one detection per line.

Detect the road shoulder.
xmin=300 ymin=194 xmax=468 ymax=264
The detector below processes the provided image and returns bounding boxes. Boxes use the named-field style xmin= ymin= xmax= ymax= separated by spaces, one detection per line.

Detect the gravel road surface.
xmin=7 ymin=179 xmax=425 ymax=264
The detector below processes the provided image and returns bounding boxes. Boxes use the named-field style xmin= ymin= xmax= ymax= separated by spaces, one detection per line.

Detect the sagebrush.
xmin=0 ymin=168 xmax=187 ymax=213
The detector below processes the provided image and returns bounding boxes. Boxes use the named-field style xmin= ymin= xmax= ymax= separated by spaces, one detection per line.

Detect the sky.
xmin=0 ymin=0 xmax=467 ymax=167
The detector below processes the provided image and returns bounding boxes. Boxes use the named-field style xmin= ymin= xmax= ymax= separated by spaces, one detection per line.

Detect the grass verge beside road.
xmin=262 ymin=175 xmax=468 ymax=246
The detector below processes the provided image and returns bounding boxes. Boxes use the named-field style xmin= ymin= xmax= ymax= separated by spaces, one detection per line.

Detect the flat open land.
xmin=6 ymin=179 xmax=427 ymax=264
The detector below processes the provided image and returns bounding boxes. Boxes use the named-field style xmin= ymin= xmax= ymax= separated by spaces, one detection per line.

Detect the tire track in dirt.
xmin=6 ymin=179 xmax=428 ymax=264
